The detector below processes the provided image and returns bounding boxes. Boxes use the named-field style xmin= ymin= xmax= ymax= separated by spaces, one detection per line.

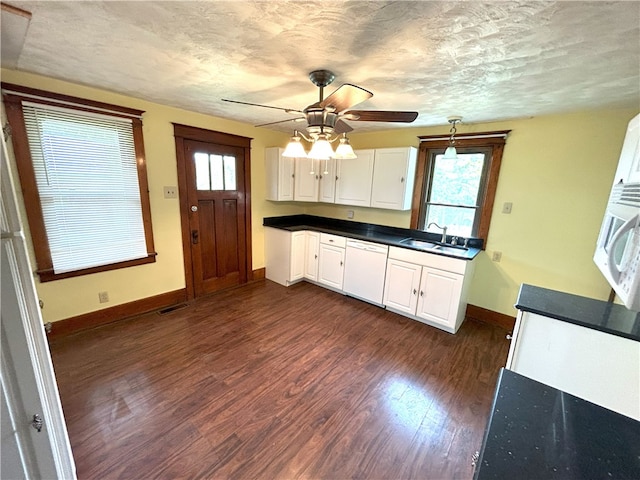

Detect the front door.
xmin=184 ymin=139 xmax=248 ymax=296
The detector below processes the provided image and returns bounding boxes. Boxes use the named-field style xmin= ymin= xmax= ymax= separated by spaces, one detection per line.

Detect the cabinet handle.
xmin=315 ymin=175 xmax=319 ymax=180
xmin=420 ymin=290 xmax=424 ymax=297
xmin=292 ymin=173 xmax=295 ymax=178
xmin=413 ymin=289 xmax=417 ymax=295
xmin=335 ymin=176 xmax=339 ymax=181
xmin=400 ymin=177 xmax=405 ymax=183
xmin=315 ymin=254 xmax=318 ymax=259
xmin=340 ymin=261 xmax=343 ymax=266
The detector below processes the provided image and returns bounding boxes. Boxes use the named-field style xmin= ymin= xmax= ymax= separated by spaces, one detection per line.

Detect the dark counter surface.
xmin=263 ymin=214 xmax=482 ymax=260
xmin=475 ymin=369 xmax=640 ymax=480
xmin=515 ymin=284 xmax=640 ymax=342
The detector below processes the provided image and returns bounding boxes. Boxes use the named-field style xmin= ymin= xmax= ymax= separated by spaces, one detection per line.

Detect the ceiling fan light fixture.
xmin=282 ymin=131 xmax=308 ymax=158
xmin=443 ymin=116 xmax=463 ymax=160
xmin=334 ymin=134 xmax=357 ymax=159
xmin=308 ymin=134 xmax=334 ymax=160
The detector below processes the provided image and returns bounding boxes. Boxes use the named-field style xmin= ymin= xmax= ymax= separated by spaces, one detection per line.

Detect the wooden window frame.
xmin=2 ymin=82 xmax=156 ymax=282
xmin=410 ymin=131 xmax=510 ymax=246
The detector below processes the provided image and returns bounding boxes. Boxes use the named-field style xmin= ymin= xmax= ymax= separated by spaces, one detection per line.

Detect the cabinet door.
xmin=318 ymin=158 xmax=336 ymax=203
xmin=294 ymin=157 xmax=319 ymax=202
xmin=370 ymin=147 xmax=417 ymax=210
xmin=416 ymin=266 xmax=463 ymax=328
xmin=290 ymin=231 xmax=306 ymax=281
xmin=334 ymin=149 xmax=374 ymax=206
xmin=383 ymin=259 xmax=421 ymax=315
xmin=318 ymin=243 xmax=345 ymax=290
xmin=265 ymin=147 xmax=294 ymax=201
xmin=304 ymin=232 xmax=320 ymax=281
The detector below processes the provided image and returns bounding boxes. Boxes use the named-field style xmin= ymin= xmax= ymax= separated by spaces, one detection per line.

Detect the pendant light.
xmin=442 ymin=116 xmax=462 ymax=160
xmin=282 ymin=130 xmax=308 ymax=158
xmin=334 ymin=133 xmax=357 ymax=159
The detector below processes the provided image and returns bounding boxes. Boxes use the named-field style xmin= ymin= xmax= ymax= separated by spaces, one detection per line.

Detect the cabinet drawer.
xmin=320 ymin=232 xmax=346 ymax=248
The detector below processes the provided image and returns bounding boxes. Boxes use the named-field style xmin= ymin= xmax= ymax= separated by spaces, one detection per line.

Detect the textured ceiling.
xmin=2 ymin=1 xmax=639 ymax=132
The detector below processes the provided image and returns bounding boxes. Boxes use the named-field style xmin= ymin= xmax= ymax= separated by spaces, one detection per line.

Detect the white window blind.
xmin=22 ymin=101 xmax=148 ymax=274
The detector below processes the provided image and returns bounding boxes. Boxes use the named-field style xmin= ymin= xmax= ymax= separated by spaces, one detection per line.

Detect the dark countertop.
xmin=515 ymin=284 xmax=640 ymax=342
xmin=475 ymin=369 xmax=640 ymax=480
xmin=263 ymin=214 xmax=482 ymax=261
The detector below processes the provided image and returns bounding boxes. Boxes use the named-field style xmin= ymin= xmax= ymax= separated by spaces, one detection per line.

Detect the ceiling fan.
xmin=221 ymin=69 xmax=419 ymax=139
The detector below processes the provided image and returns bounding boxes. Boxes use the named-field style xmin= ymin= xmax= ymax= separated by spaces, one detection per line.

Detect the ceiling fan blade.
xmin=254 ymin=117 xmax=306 ymax=128
xmin=343 ymin=110 xmax=419 ymax=123
xmin=334 ymin=119 xmax=354 ymax=134
xmin=221 ymin=98 xmax=303 ymax=114
xmin=320 ymin=84 xmax=373 ymax=112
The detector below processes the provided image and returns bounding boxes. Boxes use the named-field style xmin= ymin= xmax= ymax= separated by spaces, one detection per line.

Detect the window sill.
xmin=36 ymin=253 xmax=157 ymax=282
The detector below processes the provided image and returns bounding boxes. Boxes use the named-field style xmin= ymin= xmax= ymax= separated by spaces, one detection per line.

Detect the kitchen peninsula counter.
xmin=474 ymin=368 xmax=640 ymax=480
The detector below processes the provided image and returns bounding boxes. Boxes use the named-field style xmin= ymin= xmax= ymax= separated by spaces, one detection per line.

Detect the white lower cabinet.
xmin=383 ymin=259 xmax=421 ymax=314
xmin=383 ymin=246 xmax=473 ymax=333
xmin=265 ymin=227 xmax=307 ymax=286
xmin=317 ymin=233 xmax=346 ymax=291
xmin=304 ymin=231 xmax=320 ymax=281
xmin=507 ymin=310 xmax=640 ymax=421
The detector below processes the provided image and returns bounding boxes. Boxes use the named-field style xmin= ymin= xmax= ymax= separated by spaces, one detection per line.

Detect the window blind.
xmin=22 ymin=101 xmax=148 ymax=274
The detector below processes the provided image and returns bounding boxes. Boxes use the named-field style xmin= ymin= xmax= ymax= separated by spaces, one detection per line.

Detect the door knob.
xmin=31 ymin=414 xmax=43 ymax=433
xmin=191 ymin=205 xmax=198 ymax=212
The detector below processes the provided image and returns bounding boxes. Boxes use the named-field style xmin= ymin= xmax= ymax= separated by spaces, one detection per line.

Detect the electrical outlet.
xmin=347 ymin=210 xmax=354 ymax=219
xmin=492 ymin=251 xmax=502 ymax=262
xmin=98 ymin=291 xmax=109 ymax=303
xmin=502 ymin=202 xmax=513 ymax=214
xmin=163 ymin=186 xmax=178 ymax=199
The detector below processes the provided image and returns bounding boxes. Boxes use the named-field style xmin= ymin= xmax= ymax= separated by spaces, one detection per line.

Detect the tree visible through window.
xmin=411 ymin=132 xmax=509 ymax=245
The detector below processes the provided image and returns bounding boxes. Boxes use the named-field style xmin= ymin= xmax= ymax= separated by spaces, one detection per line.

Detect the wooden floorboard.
xmin=49 ymin=280 xmax=510 ymax=480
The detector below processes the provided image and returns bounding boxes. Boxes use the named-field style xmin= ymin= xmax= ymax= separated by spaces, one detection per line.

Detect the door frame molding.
xmin=173 ymin=123 xmax=253 ymax=299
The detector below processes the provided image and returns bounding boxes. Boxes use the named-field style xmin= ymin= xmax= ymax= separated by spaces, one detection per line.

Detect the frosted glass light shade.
xmin=282 ymin=136 xmax=307 ymax=158
xmin=308 ymin=137 xmax=334 ymax=160
xmin=334 ymin=136 xmax=357 ymax=159
xmin=443 ymin=145 xmax=458 ymax=160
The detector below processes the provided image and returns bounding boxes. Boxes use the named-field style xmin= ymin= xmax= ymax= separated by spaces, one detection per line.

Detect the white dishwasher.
xmin=343 ymin=239 xmax=389 ymax=306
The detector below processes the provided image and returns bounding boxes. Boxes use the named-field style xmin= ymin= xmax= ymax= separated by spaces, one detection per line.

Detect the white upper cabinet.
xmin=335 ymin=149 xmax=375 ymax=207
xmin=265 ymin=147 xmax=294 ymax=201
xmin=370 ymin=147 xmax=417 ymax=210
xmin=318 ymin=158 xmax=336 ymax=203
xmin=294 ymin=157 xmax=319 ymax=202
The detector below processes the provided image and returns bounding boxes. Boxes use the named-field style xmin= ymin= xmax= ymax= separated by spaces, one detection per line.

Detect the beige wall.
xmin=1 ymin=69 xmax=300 ymax=322
xmin=2 ymin=69 xmax=636 ymax=321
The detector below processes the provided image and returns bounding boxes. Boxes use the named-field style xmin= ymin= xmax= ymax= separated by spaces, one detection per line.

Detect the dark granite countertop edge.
xmin=474 ymin=368 xmax=640 ymax=480
xmin=263 ymin=214 xmax=482 ymax=261
xmin=515 ymin=284 xmax=640 ymax=342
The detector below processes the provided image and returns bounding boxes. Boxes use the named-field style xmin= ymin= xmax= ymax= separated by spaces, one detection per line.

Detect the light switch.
xmin=502 ymin=202 xmax=513 ymax=214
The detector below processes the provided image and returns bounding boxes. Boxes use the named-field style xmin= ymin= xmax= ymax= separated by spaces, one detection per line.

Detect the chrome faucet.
xmin=427 ymin=222 xmax=447 ymax=243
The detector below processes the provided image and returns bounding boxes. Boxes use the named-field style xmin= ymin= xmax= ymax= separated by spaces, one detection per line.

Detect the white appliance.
xmin=594 ymin=113 xmax=640 ymax=311
xmin=343 ymin=239 xmax=388 ymax=306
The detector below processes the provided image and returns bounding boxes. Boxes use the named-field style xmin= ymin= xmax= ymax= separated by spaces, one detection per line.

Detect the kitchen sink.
xmin=399 ymin=238 xmax=468 ymax=253
xmin=399 ymin=238 xmax=439 ymax=249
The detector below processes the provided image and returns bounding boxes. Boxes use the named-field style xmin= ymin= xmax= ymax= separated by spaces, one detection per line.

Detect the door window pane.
xmin=210 ymin=154 xmax=224 ymax=190
xmin=194 ymin=153 xmax=237 ymax=191
xmin=223 ymin=155 xmax=236 ymax=190
xmin=195 ymin=152 xmax=210 ymax=190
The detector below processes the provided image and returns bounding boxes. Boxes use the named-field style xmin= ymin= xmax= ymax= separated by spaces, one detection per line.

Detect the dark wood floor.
xmin=49 ymin=280 xmax=510 ymax=480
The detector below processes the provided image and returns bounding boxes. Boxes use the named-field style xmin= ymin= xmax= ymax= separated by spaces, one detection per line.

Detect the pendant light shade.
xmin=282 ymin=131 xmax=308 ymax=158
xmin=334 ymin=134 xmax=357 ymax=159
xmin=308 ymin=134 xmax=334 ymax=160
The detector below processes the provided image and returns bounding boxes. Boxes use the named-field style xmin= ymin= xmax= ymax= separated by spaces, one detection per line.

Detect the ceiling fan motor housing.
xmin=304 ymin=106 xmax=337 ymax=137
